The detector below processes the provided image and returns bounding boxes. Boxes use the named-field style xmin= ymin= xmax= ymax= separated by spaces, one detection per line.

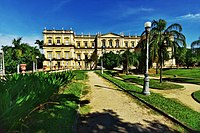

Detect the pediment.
xmin=100 ymin=33 xmax=121 ymax=38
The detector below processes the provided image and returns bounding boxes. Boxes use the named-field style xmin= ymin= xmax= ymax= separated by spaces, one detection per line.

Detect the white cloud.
xmin=0 ymin=33 xmax=42 ymax=49
xmin=177 ymin=13 xmax=200 ymax=20
xmin=121 ymin=7 xmax=154 ymax=17
xmin=52 ymin=0 xmax=72 ymax=12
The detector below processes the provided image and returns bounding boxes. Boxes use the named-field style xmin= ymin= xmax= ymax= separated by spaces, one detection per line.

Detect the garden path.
xmin=76 ymin=71 xmax=183 ymax=133
xmin=151 ymin=83 xmax=200 ymax=112
xmin=131 ymin=74 xmax=200 ymax=112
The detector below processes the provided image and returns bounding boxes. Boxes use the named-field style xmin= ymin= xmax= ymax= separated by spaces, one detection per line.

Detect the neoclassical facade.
xmin=42 ymin=29 xmax=140 ymax=70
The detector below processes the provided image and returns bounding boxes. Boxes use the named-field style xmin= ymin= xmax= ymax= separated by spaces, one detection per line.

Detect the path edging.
xmin=192 ymin=92 xmax=200 ymax=104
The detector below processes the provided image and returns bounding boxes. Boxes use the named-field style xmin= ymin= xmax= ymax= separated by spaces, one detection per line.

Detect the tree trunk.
xmin=160 ymin=49 xmax=163 ymax=83
xmin=156 ymin=62 xmax=158 ymax=74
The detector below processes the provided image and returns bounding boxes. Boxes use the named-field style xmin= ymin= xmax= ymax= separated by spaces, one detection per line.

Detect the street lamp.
xmin=0 ymin=49 xmax=5 ymax=75
xmin=143 ymin=21 xmax=151 ymax=95
xmin=101 ymin=45 xmax=106 ymax=74
xmin=36 ymin=56 xmax=39 ymax=71
xmin=49 ymin=58 xmax=52 ymax=71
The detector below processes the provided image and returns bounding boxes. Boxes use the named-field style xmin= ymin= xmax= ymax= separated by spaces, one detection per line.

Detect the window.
xmin=57 ymin=40 xmax=60 ymax=45
xmin=77 ymin=54 xmax=81 ymax=60
xmin=66 ymin=62 xmax=68 ymax=66
xmin=131 ymin=41 xmax=135 ymax=48
xmin=85 ymin=42 xmax=88 ymax=48
xmin=77 ymin=42 xmax=80 ymax=48
xmin=109 ymin=40 xmax=113 ymax=47
xmin=85 ymin=54 xmax=88 ymax=60
xmin=102 ymin=40 xmax=106 ymax=47
xmin=48 ymin=40 xmax=52 ymax=45
xmin=125 ymin=42 xmax=128 ymax=48
xmin=116 ymin=40 xmax=119 ymax=48
xmin=66 ymin=40 xmax=69 ymax=45
xmin=57 ymin=52 xmax=61 ymax=59
xmin=48 ymin=52 xmax=52 ymax=59
xmin=65 ymin=52 xmax=69 ymax=59
xmin=92 ymin=42 xmax=95 ymax=48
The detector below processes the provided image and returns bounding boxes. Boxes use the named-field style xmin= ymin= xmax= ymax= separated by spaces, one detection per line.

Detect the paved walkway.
xmin=130 ymin=74 xmax=200 ymax=112
xmin=151 ymin=83 xmax=200 ymax=112
xmin=77 ymin=72 xmax=183 ymax=133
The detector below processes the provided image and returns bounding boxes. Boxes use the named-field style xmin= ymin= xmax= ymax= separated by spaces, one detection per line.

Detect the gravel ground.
xmin=151 ymin=82 xmax=200 ymax=112
xmin=77 ymin=72 xmax=183 ymax=133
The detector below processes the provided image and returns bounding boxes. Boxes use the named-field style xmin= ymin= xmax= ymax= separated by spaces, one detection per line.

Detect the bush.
xmin=0 ymin=71 xmax=74 ymax=132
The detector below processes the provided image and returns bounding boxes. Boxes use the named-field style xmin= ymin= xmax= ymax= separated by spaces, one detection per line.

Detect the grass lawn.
xmin=193 ymin=90 xmax=200 ymax=103
xmin=160 ymin=68 xmax=200 ymax=84
xmin=96 ymin=71 xmax=200 ymax=131
xmin=120 ymin=75 xmax=183 ymax=90
xmin=26 ymin=71 xmax=88 ymax=133
xmin=163 ymin=68 xmax=200 ymax=79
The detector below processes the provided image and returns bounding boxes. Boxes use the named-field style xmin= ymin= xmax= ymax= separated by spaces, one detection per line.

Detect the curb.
xmin=191 ymin=92 xmax=200 ymax=104
xmin=96 ymin=72 xmax=199 ymax=133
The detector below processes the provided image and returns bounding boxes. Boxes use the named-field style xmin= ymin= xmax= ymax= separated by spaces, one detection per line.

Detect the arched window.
xmin=109 ymin=39 xmax=113 ymax=48
xmin=131 ymin=41 xmax=135 ymax=48
xmin=102 ymin=39 xmax=106 ymax=47
xmin=115 ymin=40 xmax=119 ymax=48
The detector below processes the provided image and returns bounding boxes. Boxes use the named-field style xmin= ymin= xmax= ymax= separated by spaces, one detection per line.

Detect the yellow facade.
xmin=43 ymin=29 xmax=140 ymax=70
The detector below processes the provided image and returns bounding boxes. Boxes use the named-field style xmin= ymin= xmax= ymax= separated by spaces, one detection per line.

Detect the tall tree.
xmin=3 ymin=38 xmax=43 ymax=74
xmin=151 ymin=19 xmax=186 ymax=83
xmin=102 ymin=51 xmax=120 ymax=70
xmin=121 ymin=49 xmax=136 ymax=74
xmin=35 ymin=40 xmax=44 ymax=49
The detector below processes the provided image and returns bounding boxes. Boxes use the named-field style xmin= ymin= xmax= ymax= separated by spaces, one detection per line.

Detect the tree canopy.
xmin=2 ymin=37 xmax=43 ymax=74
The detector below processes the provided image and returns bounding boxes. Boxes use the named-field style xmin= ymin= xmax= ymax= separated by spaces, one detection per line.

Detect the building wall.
xmin=43 ymin=29 xmax=140 ymax=70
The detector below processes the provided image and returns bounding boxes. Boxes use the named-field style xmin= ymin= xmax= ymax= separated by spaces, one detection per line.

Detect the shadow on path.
xmin=77 ymin=109 xmax=179 ymax=133
xmin=94 ymin=84 xmax=142 ymax=95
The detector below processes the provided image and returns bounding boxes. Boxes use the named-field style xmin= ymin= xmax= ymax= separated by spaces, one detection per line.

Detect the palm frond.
xmin=165 ymin=23 xmax=182 ymax=32
xmin=151 ymin=20 xmax=158 ymax=27
xmin=191 ymin=40 xmax=200 ymax=48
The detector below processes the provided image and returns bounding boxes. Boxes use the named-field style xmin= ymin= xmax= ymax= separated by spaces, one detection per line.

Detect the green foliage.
xmin=120 ymin=75 xmax=183 ymax=90
xmin=0 ymin=71 xmax=74 ymax=132
xmin=96 ymin=71 xmax=200 ymax=130
xmin=175 ymin=47 xmax=186 ymax=67
xmin=74 ymin=70 xmax=88 ymax=80
xmin=121 ymin=49 xmax=139 ymax=73
xmin=2 ymin=38 xmax=44 ymax=74
xmin=162 ymin=68 xmax=200 ymax=84
xmin=27 ymin=81 xmax=86 ymax=133
xmin=140 ymin=19 xmax=186 ymax=82
xmin=163 ymin=68 xmax=200 ymax=79
xmin=100 ymin=51 xmax=120 ymax=70
xmin=35 ymin=40 xmax=44 ymax=49
xmin=193 ymin=90 xmax=200 ymax=103
xmin=185 ymin=49 xmax=198 ymax=68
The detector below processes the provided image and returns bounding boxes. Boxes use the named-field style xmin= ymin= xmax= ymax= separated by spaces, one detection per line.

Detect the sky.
xmin=0 ymin=0 xmax=199 ymax=48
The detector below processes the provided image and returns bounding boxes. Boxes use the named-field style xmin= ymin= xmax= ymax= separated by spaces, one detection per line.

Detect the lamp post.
xmin=101 ymin=45 xmax=106 ymax=74
xmin=143 ymin=21 xmax=151 ymax=95
xmin=36 ymin=56 xmax=39 ymax=71
xmin=0 ymin=49 xmax=5 ymax=75
xmin=50 ymin=58 xmax=52 ymax=71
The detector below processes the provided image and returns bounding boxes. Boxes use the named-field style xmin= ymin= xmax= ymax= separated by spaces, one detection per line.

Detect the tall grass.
xmin=0 ymin=71 xmax=75 ymax=132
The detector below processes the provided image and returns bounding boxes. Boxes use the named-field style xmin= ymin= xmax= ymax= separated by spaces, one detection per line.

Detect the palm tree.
xmin=191 ymin=37 xmax=200 ymax=48
xmin=12 ymin=37 xmax=23 ymax=73
xmin=35 ymin=40 xmax=44 ymax=49
xmin=12 ymin=37 xmax=22 ymax=48
xmin=151 ymin=19 xmax=186 ymax=83
xmin=121 ymin=49 xmax=136 ymax=74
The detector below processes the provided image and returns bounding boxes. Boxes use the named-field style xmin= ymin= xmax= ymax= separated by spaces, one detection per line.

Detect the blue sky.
xmin=0 ymin=0 xmax=199 ymax=48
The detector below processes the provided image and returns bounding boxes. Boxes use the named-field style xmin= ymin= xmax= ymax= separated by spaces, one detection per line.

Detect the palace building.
xmin=42 ymin=28 xmax=140 ymax=70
